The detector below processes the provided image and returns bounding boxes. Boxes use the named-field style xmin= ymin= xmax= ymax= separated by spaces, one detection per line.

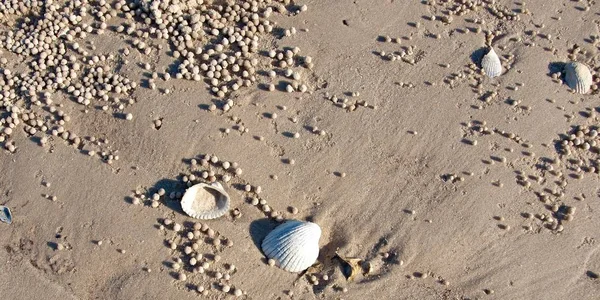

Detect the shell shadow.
xmin=249 ymin=218 xmax=279 ymax=253
xmin=276 ymin=80 xmax=290 ymax=92
xmin=151 ymin=178 xmax=186 ymax=215
xmin=112 ymin=112 xmax=126 ymax=120
xmin=470 ymin=47 xmax=488 ymax=65
xmin=548 ymin=62 xmax=566 ymax=75
xmin=47 ymin=241 xmax=59 ymax=250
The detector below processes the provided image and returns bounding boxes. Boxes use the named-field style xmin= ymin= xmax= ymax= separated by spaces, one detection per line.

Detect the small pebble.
xmin=173 ymin=223 xmax=182 ymax=231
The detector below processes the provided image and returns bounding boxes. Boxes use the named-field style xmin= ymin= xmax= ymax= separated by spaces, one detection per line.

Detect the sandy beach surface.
xmin=1 ymin=0 xmax=600 ymax=299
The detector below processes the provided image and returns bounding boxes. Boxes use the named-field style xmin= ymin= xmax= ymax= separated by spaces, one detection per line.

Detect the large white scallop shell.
xmin=180 ymin=182 xmax=230 ymax=219
xmin=0 ymin=206 xmax=12 ymax=224
xmin=481 ymin=47 xmax=502 ymax=78
xmin=261 ymin=220 xmax=321 ymax=272
xmin=564 ymin=61 xmax=592 ymax=94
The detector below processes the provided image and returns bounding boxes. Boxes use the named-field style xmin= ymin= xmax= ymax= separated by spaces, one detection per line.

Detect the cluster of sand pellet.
xmin=160 ymin=218 xmax=244 ymax=297
xmin=0 ymin=0 xmax=318 ymax=159
xmin=453 ymin=112 xmax=594 ymax=236
xmin=322 ymin=91 xmax=377 ymax=112
xmin=132 ymin=153 xmax=287 ymax=218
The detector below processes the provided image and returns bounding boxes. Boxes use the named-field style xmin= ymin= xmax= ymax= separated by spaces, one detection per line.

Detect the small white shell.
xmin=261 ymin=220 xmax=321 ymax=272
xmin=181 ymin=182 xmax=230 ymax=219
xmin=564 ymin=61 xmax=592 ymax=94
xmin=0 ymin=206 xmax=12 ymax=224
xmin=481 ymin=47 xmax=502 ymax=78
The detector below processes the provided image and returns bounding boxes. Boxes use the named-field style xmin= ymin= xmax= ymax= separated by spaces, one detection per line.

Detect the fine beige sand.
xmin=1 ymin=1 xmax=600 ymax=299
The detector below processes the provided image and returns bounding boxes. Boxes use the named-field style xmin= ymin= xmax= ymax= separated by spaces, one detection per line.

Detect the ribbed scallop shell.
xmin=481 ymin=47 xmax=502 ymax=78
xmin=181 ymin=182 xmax=230 ymax=220
xmin=564 ymin=61 xmax=592 ymax=94
xmin=261 ymin=220 xmax=321 ymax=272
xmin=0 ymin=205 xmax=12 ymax=224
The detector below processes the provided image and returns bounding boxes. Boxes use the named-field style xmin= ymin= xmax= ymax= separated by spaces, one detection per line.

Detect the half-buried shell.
xmin=0 ymin=206 xmax=12 ymax=224
xmin=564 ymin=61 xmax=592 ymax=94
xmin=181 ymin=182 xmax=230 ymax=220
xmin=481 ymin=47 xmax=502 ymax=78
xmin=261 ymin=220 xmax=321 ymax=272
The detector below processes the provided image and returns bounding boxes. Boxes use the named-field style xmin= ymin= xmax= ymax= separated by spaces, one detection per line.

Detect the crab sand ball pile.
xmin=0 ymin=0 xmax=315 ymax=156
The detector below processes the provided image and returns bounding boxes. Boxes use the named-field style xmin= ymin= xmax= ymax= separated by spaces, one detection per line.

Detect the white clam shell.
xmin=180 ymin=182 xmax=230 ymax=219
xmin=564 ymin=61 xmax=592 ymax=94
xmin=0 ymin=205 xmax=12 ymax=224
xmin=261 ymin=220 xmax=321 ymax=272
xmin=481 ymin=47 xmax=502 ymax=78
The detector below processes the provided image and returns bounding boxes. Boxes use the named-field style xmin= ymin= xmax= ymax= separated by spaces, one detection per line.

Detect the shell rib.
xmin=481 ymin=47 xmax=502 ymax=78
xmin=180 ymin=182 xmax=230 ymax=220
xmin=564 ymin=61 xmax=592 ymax=94
xmin=261 ymin=220 xmax=321 ymax=272
xmin=0 ymin=206 xmax=12 ymax=224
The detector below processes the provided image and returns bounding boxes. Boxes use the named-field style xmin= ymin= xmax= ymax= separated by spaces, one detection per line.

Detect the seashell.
xmin=335 ymin=253 xmax=365 ymax=281
xmin=0 ymin=206 xmax=12 ymax=224
xmin=180 ymin=182 xmax=230 ymax=219
xmin=481 ymin=47 xmax=502 ymax=78
xmin=261 ymin=220 xmax=321 ymax=272
xmin=564 ymin=61 xmax=592 ymax=94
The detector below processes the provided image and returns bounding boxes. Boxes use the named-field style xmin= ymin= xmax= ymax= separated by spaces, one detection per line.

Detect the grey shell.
xmin=481 ymin=47 xmax=502 ymax=78
xmin=564 ymin=61 xmax=592 ymax=94
xmin=0 ymin=206 xmax=12 ymax=224
xmin=261 ymin=220 xmax=321 ymax=272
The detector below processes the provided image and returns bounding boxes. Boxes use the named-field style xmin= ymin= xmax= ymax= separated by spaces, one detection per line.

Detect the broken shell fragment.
xmin=181 ymin=182 xmax=230 ymax=220
xmin=0 ymin=206 xmax=12 ymax=224
xmin=564 ymin=61 xmax=592 ymax=94
xmin=481 ymin=47 xmax=502 ymax=78
xmin=334 ymin=253 xmax=365 ymax=281
xmin=261 ymin=220 xmax=321 ymax=272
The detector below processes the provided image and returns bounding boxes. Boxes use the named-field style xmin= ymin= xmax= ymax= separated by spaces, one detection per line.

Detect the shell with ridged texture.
xmin=564 ymin=61 xmax=592 ymax=94
xmin=261 ymin=220 xmax=321 ymax=272
xmin=481 ymin=47 xmax=502 ymax=78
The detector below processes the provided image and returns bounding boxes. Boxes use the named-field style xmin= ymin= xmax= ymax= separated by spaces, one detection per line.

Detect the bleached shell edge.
xmin=181 ymin=182 xmax=230 ymax=220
